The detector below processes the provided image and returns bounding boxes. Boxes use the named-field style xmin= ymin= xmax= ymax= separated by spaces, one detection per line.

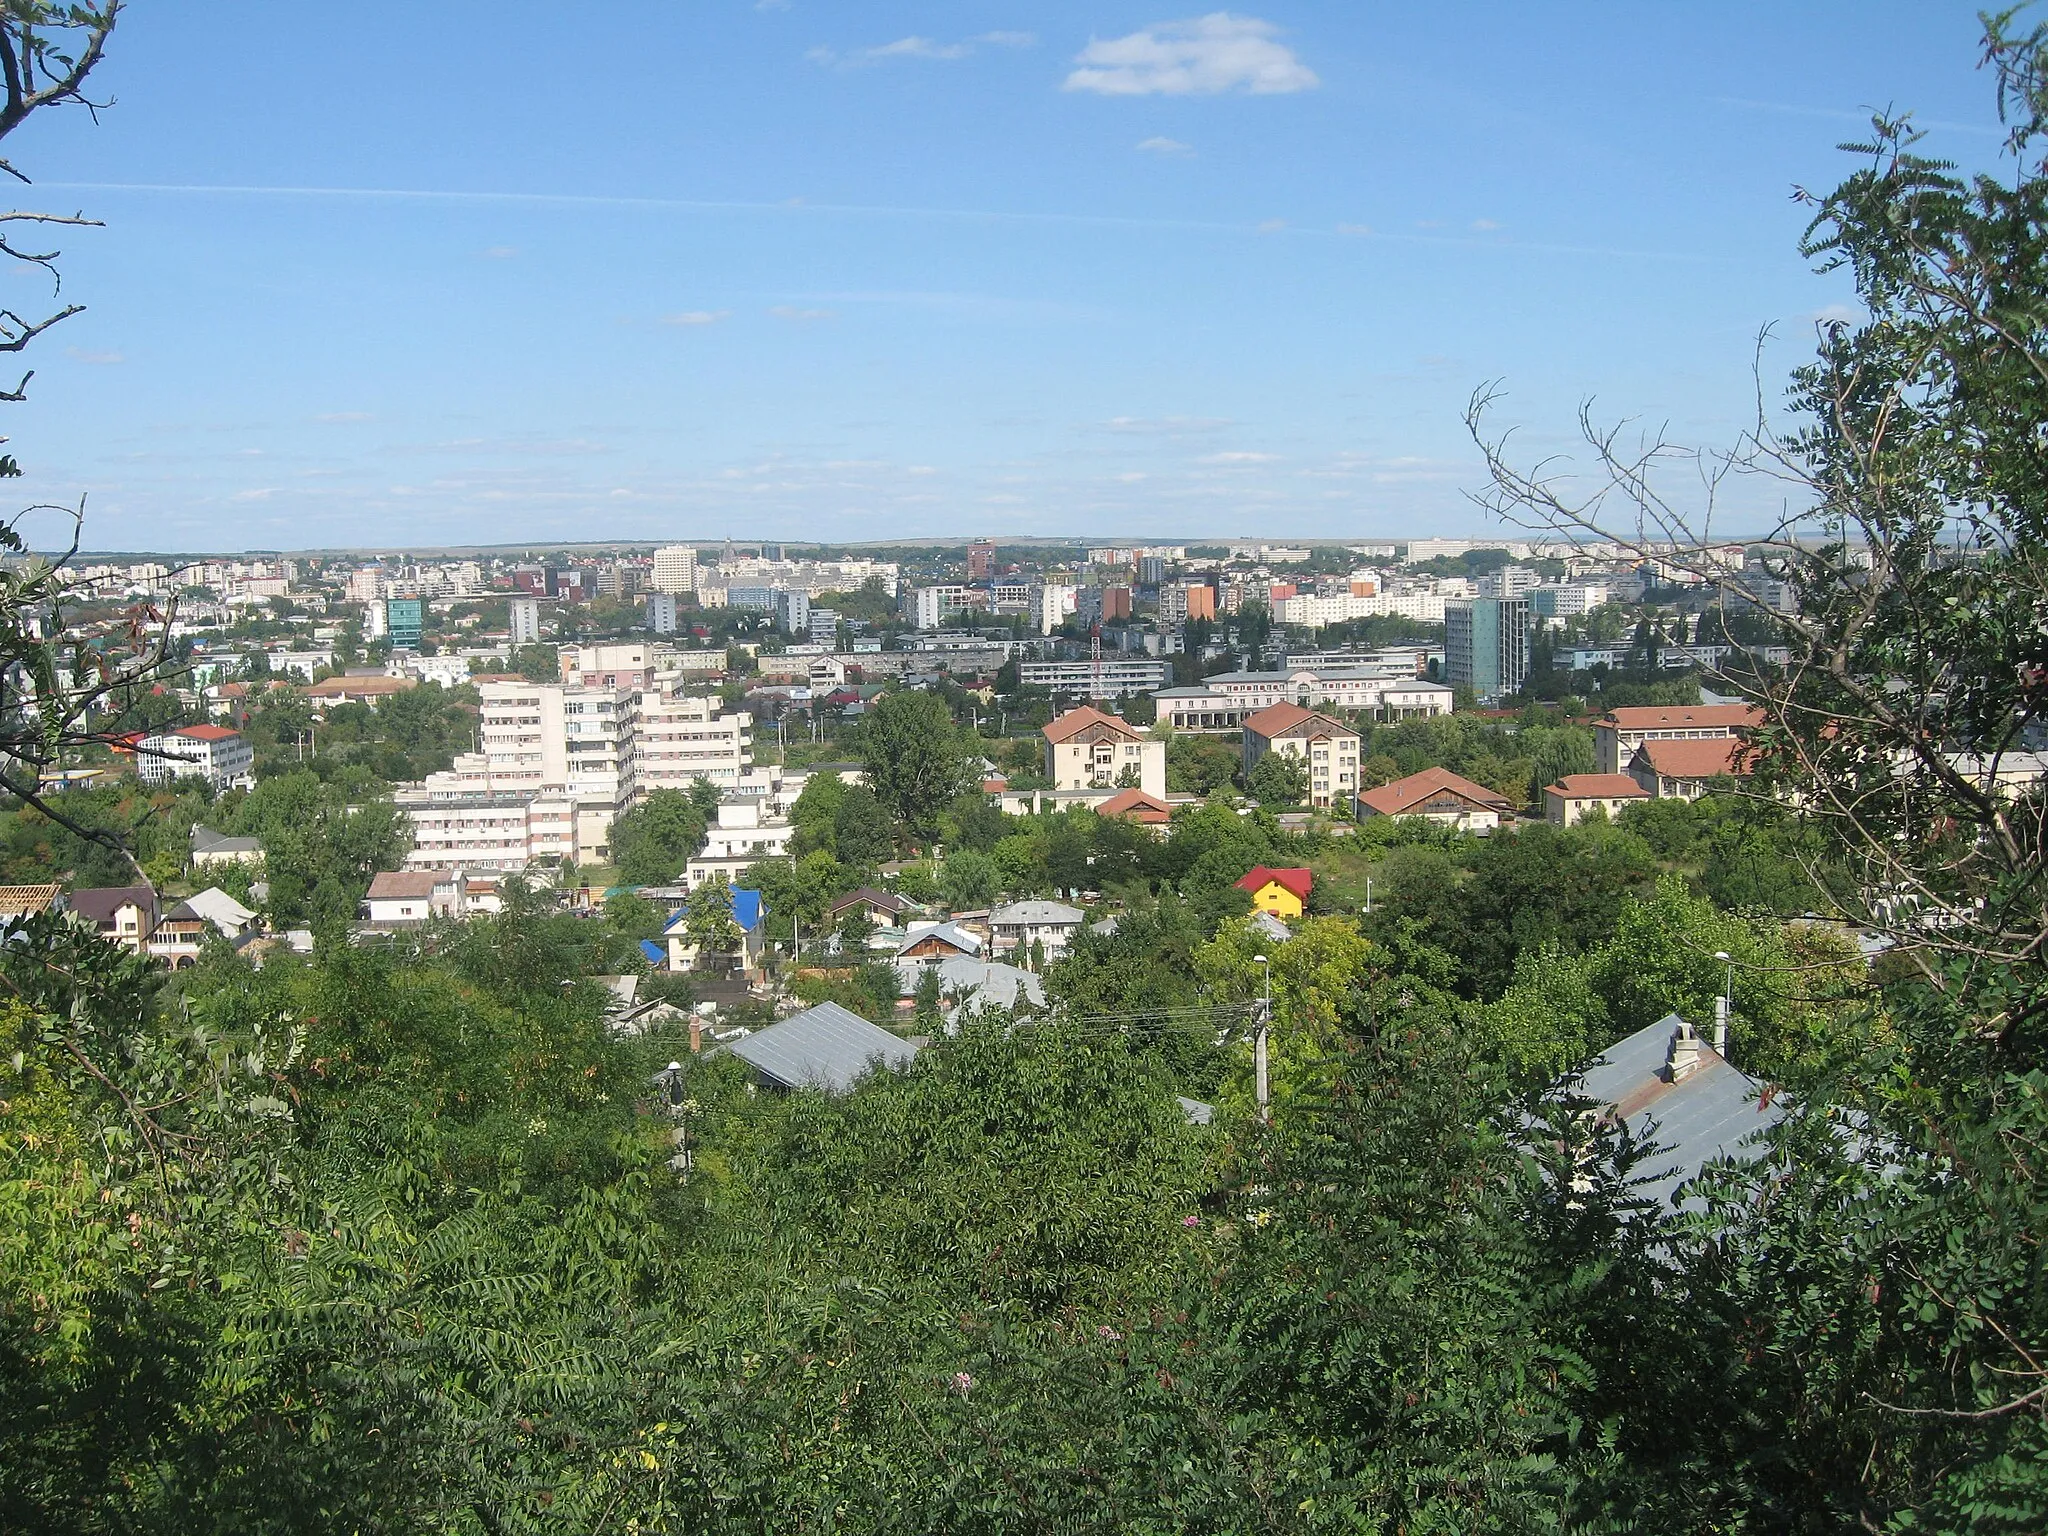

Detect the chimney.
xmin=1713 ymin=994 xmax=1729 ymax=1060
xmin=689 ymin=1019 xmax=703 ymax=1055
xmin=1666 ymin=1019 xmax=1702 ymax=1082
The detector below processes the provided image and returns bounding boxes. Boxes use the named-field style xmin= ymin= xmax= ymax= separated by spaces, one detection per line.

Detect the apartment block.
xmin=631 ymin=691 xmax=753 ymax=796
xmin=651 ymin=545 xmax=699 ymax=594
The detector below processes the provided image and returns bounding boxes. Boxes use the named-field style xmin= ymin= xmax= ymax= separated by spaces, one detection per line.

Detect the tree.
xmin=1246 ymin=749 xmax=1307 ymax=807
xmin=608 ymin=787 xmax=709 ymax=884
xmin=680 ymin=879 xmax=742 ymax=968
xmin=857 ymin=690 xmax=968 ymax=834
xmin=831 ymin=784 xmax=894 ymax=866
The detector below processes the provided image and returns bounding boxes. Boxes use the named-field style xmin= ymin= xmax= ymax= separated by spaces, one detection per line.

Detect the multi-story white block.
xmin=1041 ymin=706 xmax=1166 ymax=797
xmin=651 ymin=545 xmax=699 ymax=594
xmin=509 ymin=595 xmax=542 ymax=646
xmin=630 ymin=692 xmax=753 ymax=797
xmin=137 ymin=725 xmax=254 ymax=791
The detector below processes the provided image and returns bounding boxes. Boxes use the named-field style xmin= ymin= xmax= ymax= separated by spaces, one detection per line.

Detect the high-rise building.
xmin=509 ymin=595 xmax=542 ymax=646
xmin=644 ymin=591 xmax=679 ymax=634
xmin=384 ymin=595 xmax=424 ymax=651
xmin=1137 ymin=555 xmax=1166 ymax=587
xmin=967 ymin=539 xmax=997 ymax=582
xmin=651 ymin=545 xmax=698 ymax=594
xmin=808 ymin=608 xmax=839 ymax=647
xmin=1444 ymin=596 xmax=1531 ymax=702
xmin=773 ymin=587 xmax=811 ymax=635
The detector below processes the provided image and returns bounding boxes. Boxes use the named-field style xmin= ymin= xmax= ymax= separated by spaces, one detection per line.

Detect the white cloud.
xmin=1064 ymin=13 xmax=1318 ymax=97
xmin=1336 ymin=222 xmax=1373 ymax=236
xmin=1470 ymin=218 xmax=1501 ymax=232
xmin=65 ymin=346 xmax=124 ymax=365
xmin=1137 ymin=135 xmax=1193 ymax=154
xmin=755 ymin=0 xmax=789 ymax=10
xmin=315 ymin=410 xmax=373 ymax=423
xmin=1102 ymin=414 xmax=1232 ymax=434
xmin=769 ymin=305 xmax=835 ymax=322
xmin=230 ymin=488 xmax=276 ymax=502
xmin=661 ymin=309 xmax=730 ymax=326
xmin=812 ymin=31 xmax=1031 ymax=67
xmin=1807 ymin=303 xmax=1861 ymax=326
xmin=480 ymin=245 xmax=519 ymax=259
xmin=1257 ymin=217 xmax=1287 ymax=232
xmin=1203 ymin=450 xmax=1277 ymax=463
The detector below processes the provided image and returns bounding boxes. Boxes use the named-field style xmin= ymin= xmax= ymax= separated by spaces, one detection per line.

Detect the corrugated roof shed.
xmin=723 ymin=1000 xmax=919 ymax=1094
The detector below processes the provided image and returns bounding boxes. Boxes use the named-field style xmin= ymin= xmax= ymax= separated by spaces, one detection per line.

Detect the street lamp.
xmin=1251 ymin=953 xmax=1273 ymax=1125
xmin=1712 ymin=950 xmax=1733 ymax=1058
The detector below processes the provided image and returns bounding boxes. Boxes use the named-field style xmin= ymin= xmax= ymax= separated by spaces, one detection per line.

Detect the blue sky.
xmin=0 ymin=1 xmax=2008 ymax=552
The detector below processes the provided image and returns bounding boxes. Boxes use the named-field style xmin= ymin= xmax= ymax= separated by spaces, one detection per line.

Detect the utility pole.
xmin=1364 ymin=876 xmax=1373 ymax=916
xmin=1253 ymin=953 xmax=1272 ymax=1125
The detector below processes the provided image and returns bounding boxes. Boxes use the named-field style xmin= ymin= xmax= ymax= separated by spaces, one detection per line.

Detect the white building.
xmin=137 ymin=725 xmax=254 ymax=791
xmin=509 ymin=595 xmax=542 ymax=646
xmin=987 ymin=900 xmax=1086 ymax=962
xmin=1041 ymin=707 xmax=1167 ymax=797
xmin=684 ymin=800 xmax=794 ymax=887
xmin=1018 ymin=658 xmax=1173 ymax=697
xmin=912 ymin=585 xmax=975 ymax=630
xmin=651 ymin=545 xmax=699 ymax=594
xmin=631 ymin=692 xmax=753 ymax=797
xmin=1032 ymin=582 xmax=1077 ymax=635
xmin=645 ymin=591 xmax=679 ymax=633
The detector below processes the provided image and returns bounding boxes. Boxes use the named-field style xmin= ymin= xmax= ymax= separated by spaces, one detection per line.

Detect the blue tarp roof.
xmin=639 ymin=939 xmax=666 ymax=965
xmin=659 ymin=887 xmax=766 ymax=935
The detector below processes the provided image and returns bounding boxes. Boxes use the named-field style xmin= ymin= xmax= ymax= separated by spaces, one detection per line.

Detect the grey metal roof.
xmin=1577 ymin=1012 xmax=1790 ymax=1212
xmin=989 ymin=900 xmax=1085 ymax=926
xmin=897 ymin=956 xmax=1046 ymax=1010
xmin=723 ymin=1001 xmax=919 ymax=1094
xmin=1177 ymin=1096 xmax=1215 ymax=1126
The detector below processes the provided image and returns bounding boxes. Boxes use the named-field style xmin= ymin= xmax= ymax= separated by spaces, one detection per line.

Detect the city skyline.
xmin=0 ymin=0 xmax=2001 ymax=551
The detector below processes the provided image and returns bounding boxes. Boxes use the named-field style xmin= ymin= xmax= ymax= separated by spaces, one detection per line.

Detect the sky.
xmin=0 ymin=0 xmax=2012 ymax=553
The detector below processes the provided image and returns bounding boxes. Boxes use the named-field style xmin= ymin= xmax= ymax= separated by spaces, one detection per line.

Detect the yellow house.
xmin=1235 ymin=865 xmax=1313 ymax=920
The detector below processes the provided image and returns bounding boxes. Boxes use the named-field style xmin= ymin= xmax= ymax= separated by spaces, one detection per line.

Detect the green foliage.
xmin=609 ymin=786 xmax=710 ymax=885
xmin=857 ymin=691 xmax=969 ymax=835
xmin=1246 ymin=746 xmax=1308 ymax=806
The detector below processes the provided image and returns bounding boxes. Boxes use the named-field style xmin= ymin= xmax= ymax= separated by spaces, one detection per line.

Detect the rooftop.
xmin=723 ymin=1000 xmax=919 ymax=1094
xmin=1357 ymin=766 xmax=1517 ymax=817
xmin=1548 ymin=773 xmax=1649 ymax=800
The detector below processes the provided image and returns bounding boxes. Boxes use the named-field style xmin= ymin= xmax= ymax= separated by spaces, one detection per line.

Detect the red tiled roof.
xmin=1235 ymin=865 xmax=1313 ymax=901
xmin=1243 ymin=702 xmax=1353 ymax=739
xmin=1096 ymin=788 xmax=1173 ymax=823
xmin=1634 ymin=738 xmax=1752 ymax=780
xmin=1599 ymin=704 xmax=1763 ymax=731
xmin=1357 ymin=766 xmax=1515 ymax=817
xmin=1547 ymin=773 xmax=1649 ymax=800
xmin=1043 ymin=705 xmax=1141 ymax=744
xmin=172 ymin=724 xmax=242 ymax=741
xmin=308 ymin=675 xmax=416 ymax=696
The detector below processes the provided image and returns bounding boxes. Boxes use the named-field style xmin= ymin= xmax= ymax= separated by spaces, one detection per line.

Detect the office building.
xmin=1444 ymin=596 xmax=1532 ymax=701
xmin=651 ymin=545 xmax=698 ymax=594
xmin=136 ymin=725 xmax=255 ymax=791
xmin=384 ymin=595 xmax=424 ymax=651
xmin=1018 ymin=658 xmax=1173 ymax=697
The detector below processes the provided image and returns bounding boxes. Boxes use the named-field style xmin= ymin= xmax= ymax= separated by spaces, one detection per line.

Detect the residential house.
xmin=70 ymin=885 xmax=160 ymax=951
xmin=362 ymin=869 xmax=468 ymax=925
xmin=147 ymin=901 xmax=212 ymax=966
xmin=1576 ymin=1011 xmax=1790 ymax=1212
xmin=1042 ymin=707 xmax=1167 ymax=797
xmin=824 ymin=887 xmax=919 ymax=929
xmin=721 ymin=1000 xmax=919 ymax=1094
xmin=136 ymin=725 xmax=255 ymax=791
xmin=1235 ymin=866 xmax=1313 ymax=921
xmin=182 ymin=886 xmax=259 ymax=938
xmin=1241 ymin=703 xmax=1362 ymax=810
xmin=1095 ymin=787 xmax=1174 ymax=829
xmin=190 ymin=824 xmax=263 ymax=868
xmin=663 ymin=886 xmax=766 ymax=973
xmin=1356 ymin=767 xmax=1518 ymax=832
xmin=1945 ymin=749 xmax=2048 ymax=803
xmin=1543 ymin=773 xmax=1651 ymax=827
xmin=1593 ymin=703 xmax=1763 ymax=775
xmin=307 ymin=674 xmax=418 ymax=709
xmin=896 ymin=921 xmax=985 ymax=963
xmin=1628 ymin=738 xmax=1753 ymax=801
xmin=987 ymin=900 xmax=1086 ymax=963
xmin=893 ymin=955 xmax=1046 ymax=1014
